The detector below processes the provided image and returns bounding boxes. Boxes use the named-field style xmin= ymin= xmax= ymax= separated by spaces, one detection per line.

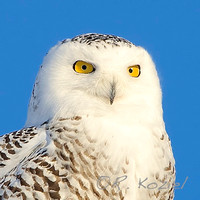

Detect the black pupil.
xmin=82 ymin=65 xmax=87 ymax=70
xmin=129 ymin=68 xmax=133 ymax=73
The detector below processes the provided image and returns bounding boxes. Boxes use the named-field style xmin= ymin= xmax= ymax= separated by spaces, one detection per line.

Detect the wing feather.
xmin=0 ymin=126 xmax=47 ymax=178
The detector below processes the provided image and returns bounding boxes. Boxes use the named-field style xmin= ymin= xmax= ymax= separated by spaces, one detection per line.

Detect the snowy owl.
xmin=0 ymin=33 xmax=175 ymax=199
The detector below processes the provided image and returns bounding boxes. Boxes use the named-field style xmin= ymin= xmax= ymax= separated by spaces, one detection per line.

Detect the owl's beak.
xmin=109 ymin=83 xmax=116 ymax=105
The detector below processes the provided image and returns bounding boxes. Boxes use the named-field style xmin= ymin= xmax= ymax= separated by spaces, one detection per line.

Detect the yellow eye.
xmin=73 ymin=61 xmax=95 ymax=74
xmin=127 ymin=65 xmax=140 ymax=77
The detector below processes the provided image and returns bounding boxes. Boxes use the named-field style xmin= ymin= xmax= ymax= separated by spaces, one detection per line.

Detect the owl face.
xmin=26 ymin=34 xmax=162 ymax=127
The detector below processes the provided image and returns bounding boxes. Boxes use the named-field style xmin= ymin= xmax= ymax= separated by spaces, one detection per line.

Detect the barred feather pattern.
xmin=0 ymin=116 xmax=175 ymax=200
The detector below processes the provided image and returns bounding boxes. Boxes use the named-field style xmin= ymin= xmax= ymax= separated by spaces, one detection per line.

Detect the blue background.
xmin=0 ymin=0 xmax=199 ymax=199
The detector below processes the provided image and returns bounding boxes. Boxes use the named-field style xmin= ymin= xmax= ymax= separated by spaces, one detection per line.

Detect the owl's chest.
xmin=49 ymin=116 xmax=173 ymax=199
xmin=83 ymin=115 xmax=166 ymax=164
xmin=82 ymin=115 xmax=173 ymax=186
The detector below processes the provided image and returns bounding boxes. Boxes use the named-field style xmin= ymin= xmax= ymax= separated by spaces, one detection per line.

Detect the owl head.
xmin=25 ymin=33 xmax=163 ymax=127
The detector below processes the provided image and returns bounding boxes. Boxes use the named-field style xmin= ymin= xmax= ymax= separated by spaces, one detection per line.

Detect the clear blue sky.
xmin=0 ymin=0 xmax=199 ymax=199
